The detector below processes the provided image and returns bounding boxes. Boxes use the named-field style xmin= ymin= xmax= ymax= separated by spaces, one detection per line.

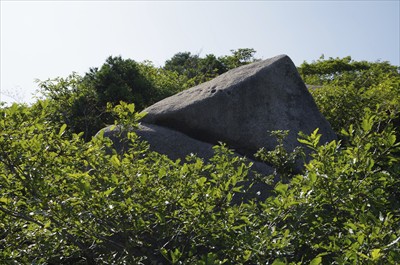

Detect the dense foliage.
xmin=37 ymin=58 xmax=184 ymax=141
xmin=298 ymin=55 xmax=400 ymax=136
xmin=164 ymin=48 xmax=258 ymax=87
xmin=1 ymin=53 xmax=399 ymax=264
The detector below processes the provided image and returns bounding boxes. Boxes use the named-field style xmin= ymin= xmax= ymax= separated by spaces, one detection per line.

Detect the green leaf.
xmin=160 ymin=248 xmax=169 ymax=260
xmin=309 ymin=172 xmax=317 ymax=183
xmin=171 ymin=248 xmax=182 ymax=263
xmin=110 ymin=174 xmax=119 ymax=184
xmin=310 ymin=128 xmax=321 ymax=144
xmin=127 ymin=103 xmax=135 ymax=113
xmin=82 ymin=180 xmax=90 ymax=193
xmin=357 ymin=234 xmax=365 ymax=245
xmin=155 ymin=212 xmax=165 ymax=223
xmin=103 ymin=187 xmax=116 ymax=197
xmin=197 ymin=177 xmax=207 ymax=187
xmin=44 ymin=220 xmax=51 ymax=229
xmin=272 ymin=259 xmax=286 ymax=265
xmin=366 ymin=158 xmax=375 ymax=171
xmin=371 ymin=248 xmax=381 ymax=260
xmin=181 ymin=164 xmax=189 ymax=174
xmin=310 ymin=256 xmax=322 ymax=265
xmin=243 ymin=250 xmax=252 ymax=261
xmin=0 ymin=197 xmax=10 ymax=204
xmin=237 ymin=164 xmax=243 ymax=176
xmin=361 ymin=114 xmax=374 ymax=132
xmin=110 ymin=155 xmax=121 ymax=167
xmin=158 ymin=167 xmax=167 ymax=177
xmin=388 ymin=134 xmax=396 ymax=146
xmin=275 ymin=183 xmax=288 ymax=195
xmin=240 ymin=216 xmax=251 ymax=225
xmin=298 ymin=137 xmax=312 ymax=146
xmin=58 ymin=124 xmax=67 ymax=136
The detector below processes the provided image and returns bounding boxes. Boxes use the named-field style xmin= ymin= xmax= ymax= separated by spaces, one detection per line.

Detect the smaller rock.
xmin=101 ymin=123 xmax=273 ymax=175
xmin=100 ymin=123 xmax=275 ymax=202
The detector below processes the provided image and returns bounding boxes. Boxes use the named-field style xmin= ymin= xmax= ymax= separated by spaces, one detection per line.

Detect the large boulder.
xmin=141 ymin=54 xmax=336 ymax=158
xmin=99 ymin=54 xmax=337 ymax=202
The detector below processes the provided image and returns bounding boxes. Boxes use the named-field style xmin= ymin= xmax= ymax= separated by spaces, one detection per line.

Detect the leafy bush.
xmin=164 ymin=48 xmax=259 ymax=88
xmin=0 ymin=102 xmax=257 ymax=264
xmin=36 ymin=73 xmax=101 ymax=141
xmin=298 ymin=56 xmax=400 ymax=135
xmin=1 ymin=100 xmax=399 ymax=264
xmin=37 ymin=57 xmax=184 ymax=140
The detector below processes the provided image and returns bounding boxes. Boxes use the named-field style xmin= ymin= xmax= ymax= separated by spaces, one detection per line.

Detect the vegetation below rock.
xmin=1 ymin=51 xmax=399 ymax=264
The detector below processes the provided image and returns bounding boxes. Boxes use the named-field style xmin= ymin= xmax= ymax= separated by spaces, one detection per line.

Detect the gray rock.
xmin=101 ymin=123 xmax=273 ymax=176
xmin=99 ymin=54 xmax=337 ymax=202
xmin=141 ymin=54 xmax=336 ymax=158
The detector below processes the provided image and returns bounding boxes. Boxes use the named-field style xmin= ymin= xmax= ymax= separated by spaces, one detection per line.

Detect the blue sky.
xmin=1 ymin=1 xmax=399 ymax=104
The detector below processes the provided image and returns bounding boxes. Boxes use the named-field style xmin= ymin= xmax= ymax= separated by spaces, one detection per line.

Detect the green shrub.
xmin=299 ymin=56 xmax=400 ymax=136
xmin=1 ymin=101 xmax=399 ymax=264
xmin=37 ymin=57 xmax=184 ymax=140
xmin=1 ymin=54 xmax=399 ymax=264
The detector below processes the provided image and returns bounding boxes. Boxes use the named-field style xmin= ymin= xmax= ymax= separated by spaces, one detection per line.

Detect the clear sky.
xmin=1 ymin=0 xmax=399 ymax=104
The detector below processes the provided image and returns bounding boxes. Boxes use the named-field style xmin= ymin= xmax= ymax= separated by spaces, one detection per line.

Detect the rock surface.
xmin=141 ymin=54 xmax=336 ymax=158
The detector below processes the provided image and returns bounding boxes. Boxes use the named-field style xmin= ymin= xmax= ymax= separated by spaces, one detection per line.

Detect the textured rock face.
xmin=141 ymin=54 xmax=336 ymax=158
